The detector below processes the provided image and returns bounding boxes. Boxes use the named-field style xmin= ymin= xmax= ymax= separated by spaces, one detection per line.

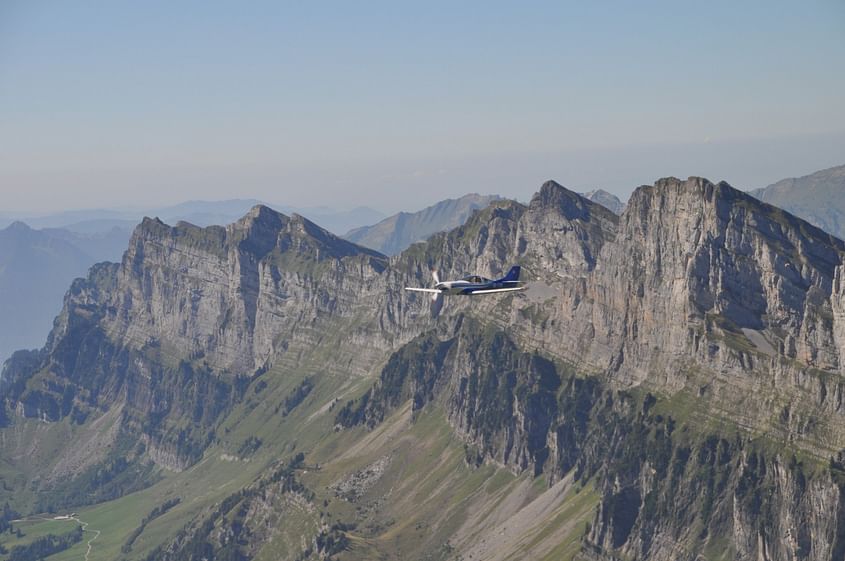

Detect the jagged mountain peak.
xmin=641 ymin=175 xmax=770 ymax=204
xmin=629 ymin=176 xmax=844 ymax=249
xmin=239 ymin=203 xmax=287 ymax=224
xmin=135 ymin=215 xmax=180 ymax=236
xmin=230 ymin=204 xmax=369 ymax=253
xmin=140 ymin=204 xmax=288 ymax=237
xmin=531 ymin=179 xmax=619 ymax=224
xmin=455 ymin=197 xmax=526 ymax=235
xmin=4 ymin=220 xmax=33 ymax=233
xmin=534 ymin=179 xmax=586 ymax=204
xmin=642 ymin=175 xmax=719 ymax=198
xmin=0 ymin=221 xmax=40 ymax=246
xmin=287 ymin=211 xmax=320 ymax=229
xmin=229 ymin=204 xmax=289 ymax=239
xmin=130 ymin=206 xmax=383 ymax=264
xmin=130 ymin=216 xmax=228 ymax=260
xmin=140 ymin=215 xmax=166 ymax=227
xmin=627 ymin=176 xmax=746 ymax=218
xmin=581 ymin=189 xmax=625 ymax=214
xmin=536 ymin=179 xmax=570 ymax=196
xmin=583 ymin=188 xmax=615 ymax=197
xmin=287 ymin=211 xmax=339 ymax=235
xmin=280 ymin=211 xmax=385 ymax=261
xmin=532 ymin=180 xmax=584 ymax=210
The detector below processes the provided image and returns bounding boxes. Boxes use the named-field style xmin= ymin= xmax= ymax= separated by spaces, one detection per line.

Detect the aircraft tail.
xmin=501 ymin=265 xmax=521 ymax=282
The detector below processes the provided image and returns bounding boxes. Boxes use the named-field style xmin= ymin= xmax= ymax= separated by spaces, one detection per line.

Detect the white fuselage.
xmin=436 ymin=281 xmax=478 ymax=295
xmin=405 ymin=266 xmax=524 ymax=298
xmin=435 ymin=280 xmax=517 ymax=295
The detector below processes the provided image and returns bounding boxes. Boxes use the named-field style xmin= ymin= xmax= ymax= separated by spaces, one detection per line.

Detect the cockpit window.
xmin=462 ymin=275 xmax=489 ymax=283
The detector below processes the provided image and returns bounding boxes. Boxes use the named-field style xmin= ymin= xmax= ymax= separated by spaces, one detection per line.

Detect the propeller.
xmin=430 ymin=270 xmax=443 ymax=313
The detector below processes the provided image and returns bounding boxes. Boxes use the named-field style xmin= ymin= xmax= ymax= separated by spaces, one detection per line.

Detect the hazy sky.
xmin=1 ymin=1 xmax=844 ymax=213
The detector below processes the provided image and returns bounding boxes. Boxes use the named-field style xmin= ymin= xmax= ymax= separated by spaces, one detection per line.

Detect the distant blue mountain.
xmin=345 ymin=194 xmax=500 ymax=255
xmin=0 ymin=222 xmax=132 ymax=365
xmin=1 ymin=200 xmax=385 ymax=236
xmin=750 ymin=164 xmax=845 ymax=240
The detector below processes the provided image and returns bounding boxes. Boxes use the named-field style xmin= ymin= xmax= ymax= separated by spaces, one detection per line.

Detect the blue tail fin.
xmin=501 ymin=265 xmax=521 ymax=282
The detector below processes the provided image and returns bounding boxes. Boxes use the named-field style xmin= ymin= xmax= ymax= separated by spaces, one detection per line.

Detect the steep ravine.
xmin=340 ymin=320 xmax=845 ymax=560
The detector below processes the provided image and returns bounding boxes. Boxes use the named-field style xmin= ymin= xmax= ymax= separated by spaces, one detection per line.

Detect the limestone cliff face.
xmin=341 ymin=177 xmax=845 ymax=559
xmin=343 ymin=316 xmax=845 ymax=561
xmin=392 ymin=177 xmax=845 ymax=453
xmin=24 ymin=176 xmax=844 ymax=462
xmin=581 ymin=178 xmax=845 ymax=456
xmin=2 ymin=206 xmax=390 ymax=470
xmin=596 ymin=178 xmax=845 ymax=381
xmin=337 ymin=318 xmax=562 ymax=476
xmin=108 ymin=206 xmax=387 ymax=376
xmin=7 ymin=177 xmax=845 ymax=559
xmin=582 ymin=429 xmax=845 ymax=561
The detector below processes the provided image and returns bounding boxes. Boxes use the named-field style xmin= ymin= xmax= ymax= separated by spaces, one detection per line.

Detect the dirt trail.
xmin=10 ymin=514 xmax=101 ymax=560
xmin=71 ymin=515 xmax=101 ymax=561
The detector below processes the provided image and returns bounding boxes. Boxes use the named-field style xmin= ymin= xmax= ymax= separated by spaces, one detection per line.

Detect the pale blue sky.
xmin=1 ymin=1 xmax=844 ymax=213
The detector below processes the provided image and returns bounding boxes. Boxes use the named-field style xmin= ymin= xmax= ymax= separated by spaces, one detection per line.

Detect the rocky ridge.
xmin=1 ymin=207 xmax=392 ymax=478
xmin=401 ymin=179 xmax=845 ymax=455
xmin=5 ymin=176 xmax=845 ymax=559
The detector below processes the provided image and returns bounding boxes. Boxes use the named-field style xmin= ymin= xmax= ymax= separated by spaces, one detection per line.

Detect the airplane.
xmin=405 ymin=266 xmax=525 ymax=303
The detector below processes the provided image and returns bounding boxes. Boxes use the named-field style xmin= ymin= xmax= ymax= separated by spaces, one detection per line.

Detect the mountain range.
xmin=3 ymin=172 xmax=845 ymax=560
xmin=0 ymin=189 xmax=626 ymax=366
xmin=0 ymin=202 xmax=386 ymax=367
xmin=344 ymin=190 xmax=627 ymax=257
xmin=0 ymin=200 xmax=386 ymax=237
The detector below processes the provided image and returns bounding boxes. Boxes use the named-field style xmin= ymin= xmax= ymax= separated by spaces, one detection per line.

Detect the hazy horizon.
xmin=2 ymin=1 xmax=844 ymax=214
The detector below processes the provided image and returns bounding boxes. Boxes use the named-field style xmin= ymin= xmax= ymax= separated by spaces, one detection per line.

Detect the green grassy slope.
xmin=0 ymin=354 xmax=598 ymax=561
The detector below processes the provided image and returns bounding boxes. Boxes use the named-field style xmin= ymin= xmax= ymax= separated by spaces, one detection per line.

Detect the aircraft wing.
xmin=467 ymin=287 xmax=526 ymax=295
xmin=404 ymin=287 xmax=442 ymax=293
